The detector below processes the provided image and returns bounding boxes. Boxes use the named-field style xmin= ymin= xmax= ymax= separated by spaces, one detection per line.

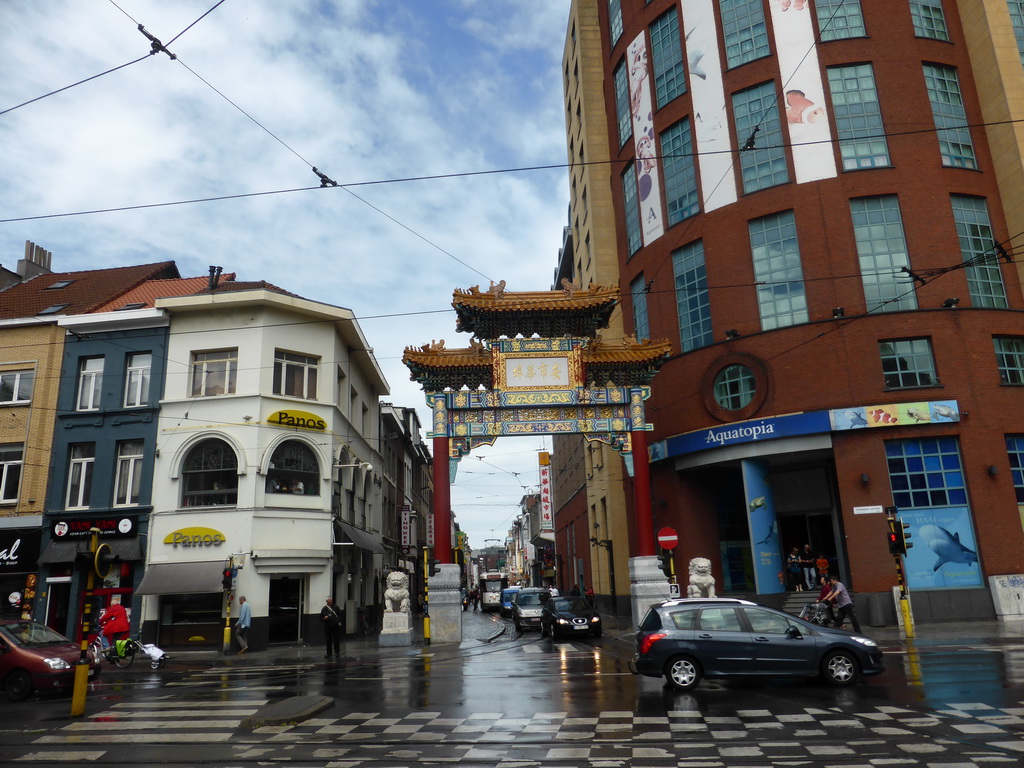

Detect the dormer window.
xmin=46 ymin=280 xmax=75 ymax=289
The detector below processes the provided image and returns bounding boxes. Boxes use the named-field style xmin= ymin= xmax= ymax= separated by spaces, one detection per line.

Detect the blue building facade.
xmin=37 ymin=311 xmax=170 ymax=640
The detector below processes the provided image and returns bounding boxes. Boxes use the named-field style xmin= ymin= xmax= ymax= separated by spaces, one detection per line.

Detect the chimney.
xmin=207 ymin=265 xmax=223 ymax=291
xmin=18 ymin=241 xmax=54 ymax=278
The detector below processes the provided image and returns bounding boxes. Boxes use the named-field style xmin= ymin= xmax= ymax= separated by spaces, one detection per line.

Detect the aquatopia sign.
xmin=267 ymin=409 xmax=326 ymax=431
xmin=164 ymin=527 xmax=226 ymax=548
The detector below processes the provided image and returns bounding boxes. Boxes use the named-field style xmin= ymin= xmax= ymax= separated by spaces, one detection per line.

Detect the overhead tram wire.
xmin=0 ymin=55 xmax=152 ymax=117
xmin=1 ymin=0 xmax=227 ymax=118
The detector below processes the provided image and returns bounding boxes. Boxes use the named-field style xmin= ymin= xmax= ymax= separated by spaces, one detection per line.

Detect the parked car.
xmin=512 ymin=588 xmax=548 ymax=632
xmin=0 ymin=619 xmax=102 ymax=701
xmin=541 ymin=596 xmax=602 ymax=638
xmin=499 ymin=586 xmax=521 ymax=618
xmin=630 ymin=598 xmax=884 ymax=691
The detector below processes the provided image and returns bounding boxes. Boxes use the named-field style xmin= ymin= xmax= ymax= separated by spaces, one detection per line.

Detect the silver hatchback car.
xmin=512 ymin=588 xmax=548 ymax=632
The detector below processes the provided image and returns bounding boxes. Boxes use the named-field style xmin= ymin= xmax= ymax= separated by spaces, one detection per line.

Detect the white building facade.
xmin=137 ymin=288 xmax=388 ymax=650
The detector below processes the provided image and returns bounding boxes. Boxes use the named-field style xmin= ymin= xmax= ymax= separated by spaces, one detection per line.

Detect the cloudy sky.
xmin=0 ymin=0 xmax=573 ymax=549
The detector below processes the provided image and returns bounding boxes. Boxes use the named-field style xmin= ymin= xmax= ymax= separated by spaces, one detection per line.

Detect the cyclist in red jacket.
xmin=99 ymin=598 xmax=130 ymax=650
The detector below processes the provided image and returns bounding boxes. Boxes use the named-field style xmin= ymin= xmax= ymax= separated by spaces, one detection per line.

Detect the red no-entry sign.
xmin=657 ymin=527 xmax=678 ymax=550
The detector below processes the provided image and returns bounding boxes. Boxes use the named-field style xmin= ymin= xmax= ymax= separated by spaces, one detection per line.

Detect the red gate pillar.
xmin=433 ymin=436 xmax=452 ymax=562
xmin=631 ymin=429 xmax=655 ymax=557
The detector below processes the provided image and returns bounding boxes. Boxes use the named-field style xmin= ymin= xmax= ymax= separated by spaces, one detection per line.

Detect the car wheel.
xmin=665 ymin=655 xmax=702 ymax=691
xmin=821 ymin=650 xmax=860 ymax=686
xmin=4 ymin=669 xmax=33 ymax=702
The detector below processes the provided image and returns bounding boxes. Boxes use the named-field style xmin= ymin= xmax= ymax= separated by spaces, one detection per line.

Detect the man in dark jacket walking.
xmin=321 ymin=596 xmax=342 ymax=659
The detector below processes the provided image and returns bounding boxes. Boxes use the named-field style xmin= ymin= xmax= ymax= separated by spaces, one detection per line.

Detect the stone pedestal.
xmin=630 ymin=555 xmax=675 ymax=628
xmin=426 ymin=563 xmax=463 ymax=643
xmin=378 ymin=611 xmax=414 ymax=647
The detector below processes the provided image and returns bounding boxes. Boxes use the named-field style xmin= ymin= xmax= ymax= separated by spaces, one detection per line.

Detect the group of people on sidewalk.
xmin=787 ymin=543 xmax=831 ymax=592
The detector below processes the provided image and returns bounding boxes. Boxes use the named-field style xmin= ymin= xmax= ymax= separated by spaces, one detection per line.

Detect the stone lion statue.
xmin=686 ymin=557 xmax=717 ymax=598
xmin=383 ymin=570 xmax=411 ymax=613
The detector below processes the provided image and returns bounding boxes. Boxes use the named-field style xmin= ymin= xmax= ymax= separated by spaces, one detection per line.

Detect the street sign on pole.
xmin=657 ymin=527 xmax=678 ymax=551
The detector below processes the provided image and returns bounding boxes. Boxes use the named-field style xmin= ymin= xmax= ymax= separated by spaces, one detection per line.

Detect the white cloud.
xmin=0 ymin=0 xmax=572 ymax=548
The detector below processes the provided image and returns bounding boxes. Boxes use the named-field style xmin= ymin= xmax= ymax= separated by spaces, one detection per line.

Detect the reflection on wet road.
xmin=2 ymin=615 xmax=1023 ymax=766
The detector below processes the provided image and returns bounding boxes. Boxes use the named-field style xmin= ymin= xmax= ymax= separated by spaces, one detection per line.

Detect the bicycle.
xmin=89 ymin=635 xmax=168 ymax=669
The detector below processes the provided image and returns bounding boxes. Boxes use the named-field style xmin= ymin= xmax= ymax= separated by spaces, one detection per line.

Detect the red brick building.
xmin=558 ymin=0 xmax=1024 ymax=622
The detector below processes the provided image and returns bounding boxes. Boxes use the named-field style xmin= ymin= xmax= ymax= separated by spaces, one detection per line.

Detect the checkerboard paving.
xmin=20 ymin=700 xmax=1024 ymax=766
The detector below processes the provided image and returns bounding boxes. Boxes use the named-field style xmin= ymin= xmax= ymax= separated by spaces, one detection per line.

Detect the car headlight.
xmin=44 ymin=657 xmax=72 ymax=670
xmin=590 ymin=616 xmax=600 ymax=623
xmin=851 ymin=636 xmax=877 ymax=647
xmin=556 ymin=618 xmax=569 ymax=625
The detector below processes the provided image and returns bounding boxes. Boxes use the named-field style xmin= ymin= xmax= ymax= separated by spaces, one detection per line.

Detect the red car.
xmin=0 ymin=619 xmax=101 ymax=701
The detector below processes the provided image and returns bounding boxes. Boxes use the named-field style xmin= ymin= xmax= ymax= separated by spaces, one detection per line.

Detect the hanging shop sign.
xmin=539 ymin=452 xmax=553 ymax=532
xmin=164 ymin=526 xmax=226 ymax=548
xmin=401 ymin=505 xmax=411 ymax=547
xmin=267 ymin=409 xmax=327 ymax=431
xmin=52 ymin=516 xmax=136 ymax=539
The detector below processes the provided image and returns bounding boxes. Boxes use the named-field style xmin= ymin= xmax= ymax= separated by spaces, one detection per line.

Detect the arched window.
xmin=181 ymin=439 xmax=237 ymax=507
xmin=266 ymin=440 xmax=320 ymax=496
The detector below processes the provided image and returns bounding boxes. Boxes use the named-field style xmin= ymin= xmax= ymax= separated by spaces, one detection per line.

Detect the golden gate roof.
xmin=452 ymin=281 xmax=620 ymax=339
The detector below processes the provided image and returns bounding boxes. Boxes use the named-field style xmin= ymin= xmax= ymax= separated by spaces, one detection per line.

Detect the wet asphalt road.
xmin=2 ymin=610 xmax=1024 ymax=766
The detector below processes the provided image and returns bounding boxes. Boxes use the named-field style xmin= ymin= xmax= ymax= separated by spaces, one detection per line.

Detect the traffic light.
xmin=429 ymin=559 xmax=441 ymax=576
xmin=897 ymin=520 xmax=913 ymax=553
xmin=656 ymin=548 xmax=673 ymax=578
xmin=94 ymin=543 xmax=120 ymax=579
xmin=886 ymin=516 xmax=901 ymax=555
xmin=221 ymin=568 xmax=233 ymax=589
xmin=452 ymin=548 xmax=465 ymax=566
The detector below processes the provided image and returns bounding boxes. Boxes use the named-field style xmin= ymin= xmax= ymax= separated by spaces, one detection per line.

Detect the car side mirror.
xmin=786 ymin=625 xmax=802 ymax=639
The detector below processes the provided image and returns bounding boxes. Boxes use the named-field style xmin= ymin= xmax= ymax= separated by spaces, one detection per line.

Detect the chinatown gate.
xmin=402 ymin=282 xmax=672 ymax=642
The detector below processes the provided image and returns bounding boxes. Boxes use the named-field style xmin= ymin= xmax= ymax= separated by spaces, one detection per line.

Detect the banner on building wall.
xmin=680 ymin=0 xmax=738 ymax=212
xmin=426 ymin=511 xmax=434 ymax=548
xmin=539 ymin=452 xmax=553 ymax=532
xmin=898 ymin=506 xmax=982 ymax=590
xmin=400 ymin=505 xmax=411 ymax=547
xmin=741 ymin=458 xmax=784 ymax=595
xmin=767 ymin=1 xmax=837 ymax=183
xmin=627 ymin=31 xmax=665 ymax=244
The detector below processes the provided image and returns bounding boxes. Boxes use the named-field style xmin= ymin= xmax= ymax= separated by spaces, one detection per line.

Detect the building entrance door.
xmin=268 ymin=576 xmax=304 ymax=644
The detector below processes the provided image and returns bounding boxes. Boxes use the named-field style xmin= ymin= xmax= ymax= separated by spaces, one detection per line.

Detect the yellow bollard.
xmin=899 ymin=596 xmax=915 ymax=639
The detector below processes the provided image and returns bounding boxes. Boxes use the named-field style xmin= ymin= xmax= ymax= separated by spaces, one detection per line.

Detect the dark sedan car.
xmin=541 ymin=596 xmax=602 ymax=638
xmin=0 ymin=619 xmax=101 ymax=701
xmin=630 ymin=598 xmax=884 ymax=690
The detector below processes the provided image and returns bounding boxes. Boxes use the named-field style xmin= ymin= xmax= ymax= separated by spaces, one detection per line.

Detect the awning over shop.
xmin=334 ymin=521 xmax=385 ymax=554
xmin=38 ymin=537 xmax=143 ymax=564
xmin=135 ymin=560 xmax=226 ymax=596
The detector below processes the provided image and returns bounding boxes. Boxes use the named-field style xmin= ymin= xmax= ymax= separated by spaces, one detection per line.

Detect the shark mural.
xmin=918 ymin=524 xmax=978 ymax=571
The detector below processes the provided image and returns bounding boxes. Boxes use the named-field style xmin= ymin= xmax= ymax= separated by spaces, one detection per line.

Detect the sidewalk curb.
xmin=241 ymin=695 xmax=334 ymax=728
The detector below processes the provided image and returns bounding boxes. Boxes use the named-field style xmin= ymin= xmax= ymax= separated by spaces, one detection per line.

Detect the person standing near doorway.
xmin=321 ymin=596 xmax=342 ymax=659
xmin=787 ymin=547 xmax=803 ymax=591
xmin=800 ymin=544 xmax=816 ymax=590
xmin=235 ymin=596 xmax=251 ymax=654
